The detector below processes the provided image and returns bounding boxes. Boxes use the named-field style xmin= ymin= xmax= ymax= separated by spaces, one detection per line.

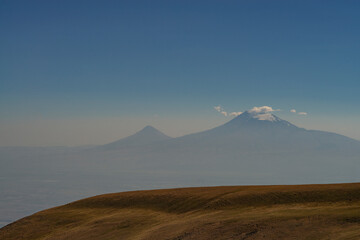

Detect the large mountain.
xmin=100 ymin=110 xmax=360 ymax=158
xmin=169 ymin=110 xmax=360 ymax=152
xmin=94 ymin=111 xmax=360 ymax=183
xmin=18 ymin=110 xmax=357 ymax=185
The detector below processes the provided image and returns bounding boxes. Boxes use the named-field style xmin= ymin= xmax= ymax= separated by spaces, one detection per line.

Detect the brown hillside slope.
xmin=1 ymin=183 xmax=360 ymax=240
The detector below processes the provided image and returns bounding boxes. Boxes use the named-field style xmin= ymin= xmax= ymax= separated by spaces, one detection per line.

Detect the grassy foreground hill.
xmin=1 ymin=183 xmax=360 ymax=240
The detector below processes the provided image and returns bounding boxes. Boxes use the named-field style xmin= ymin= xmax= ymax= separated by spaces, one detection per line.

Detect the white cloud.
xmin=249 ymin=106 xmax=280 ymax=114
xmin=215 ymin=105 xmax=307 ymax=118
xmin=214 ymin=106 xmax=243 ymax=117
xmin=214 ymin=105 xmax=228 ymax=117
xmin=229 ymin=112 xmax=243 ymax=117
xmin=220 ymin=111 xmax=228 ymax=117
xmin=214 ymin=106 xmax=222 ymax=112
xmin=290 ymin=108 xmax=307 ymax=116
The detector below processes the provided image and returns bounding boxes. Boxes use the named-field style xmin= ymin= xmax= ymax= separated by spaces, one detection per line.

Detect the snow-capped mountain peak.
xmin=248 ymin=112 xmax=279 ymax=122
xmin=222 ymin=110 xmax=297 ymax=130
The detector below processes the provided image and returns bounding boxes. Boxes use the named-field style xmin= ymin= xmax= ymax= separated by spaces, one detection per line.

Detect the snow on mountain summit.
xmin=244 ymin=106 xmax=281 ymax=122
xmin=251 ymin=113 xmax=278 ymax=122
xmin=222 ymin=109 xmax=297 ymax=130
xmin=235 ymin=110 xmax=281 ymax=122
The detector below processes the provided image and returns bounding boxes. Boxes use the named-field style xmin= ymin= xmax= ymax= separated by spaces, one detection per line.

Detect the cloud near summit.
xmin=214 ymin=106 xmax=228 ymax=117
xmin=214 ymin=106 xmax=242 ymax=117
xmin=214 ymin=105 xmax=307 ymax=118
xmin=229 ymin=112 xmax=243 ymax=117
xmin=215 ymin=105 xmax=279 ymax=117
xmin=248 ymin=106 xmax=280 ymax=114
xmin=290 ymin=109 xmax=308 ymax=116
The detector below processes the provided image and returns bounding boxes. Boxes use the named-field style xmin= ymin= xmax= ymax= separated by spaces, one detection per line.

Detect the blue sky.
xmin=1 ymin=0 xmax=360 ymax=146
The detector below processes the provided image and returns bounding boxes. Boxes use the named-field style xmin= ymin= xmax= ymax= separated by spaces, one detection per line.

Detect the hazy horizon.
xmin=1 ymin=109 xmax=360 ymax=147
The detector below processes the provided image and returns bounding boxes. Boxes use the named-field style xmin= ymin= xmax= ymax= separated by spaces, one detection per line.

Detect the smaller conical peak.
xmin=135 ymin=125 xmax=171 ymax=138
xmin=141 ymin=125 xmax=157 ymax=132
xmin=100 ymin=125 xmax=171 ymax=150
xmin=136 ymin=125 xmax=166 ymax=135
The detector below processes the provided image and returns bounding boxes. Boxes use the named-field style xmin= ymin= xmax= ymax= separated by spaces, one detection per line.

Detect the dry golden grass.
xmin=1 ymin=183 xmax=360 ymax=239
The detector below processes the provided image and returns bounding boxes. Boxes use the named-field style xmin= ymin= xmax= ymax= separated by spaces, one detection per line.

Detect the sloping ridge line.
xmin=65 ymin=183 xmax=360 ymax=213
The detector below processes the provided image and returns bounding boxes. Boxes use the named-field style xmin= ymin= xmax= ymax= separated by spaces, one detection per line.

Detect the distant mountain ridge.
xmin=101 ymin=110 xmax=360 ymax=151
xmin=91 ymin=110 xmax=360 ymax=183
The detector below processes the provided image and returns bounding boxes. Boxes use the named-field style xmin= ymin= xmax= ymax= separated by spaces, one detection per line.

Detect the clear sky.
xmin=1 ymin=0 xmax=360 ymax=146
